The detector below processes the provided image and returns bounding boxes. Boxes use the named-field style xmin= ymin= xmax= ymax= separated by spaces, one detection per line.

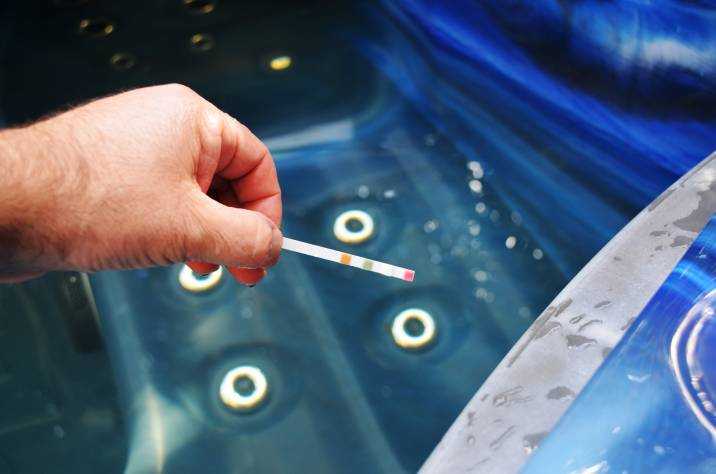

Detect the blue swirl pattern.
xmin=356 ymin=0 xmax=716 ymax=275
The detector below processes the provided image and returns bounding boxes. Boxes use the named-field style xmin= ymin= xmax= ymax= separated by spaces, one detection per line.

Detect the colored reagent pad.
xmin=282 ymin=237 xmax=415 ymax=282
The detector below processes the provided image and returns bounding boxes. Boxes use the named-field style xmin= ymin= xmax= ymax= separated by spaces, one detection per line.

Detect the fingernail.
xmin=247 ymin=284 xmax=255 ymax=288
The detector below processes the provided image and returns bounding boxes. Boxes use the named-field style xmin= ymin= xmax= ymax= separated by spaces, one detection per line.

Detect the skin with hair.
xmin=0 ymin=84 xmax=283 ymax=285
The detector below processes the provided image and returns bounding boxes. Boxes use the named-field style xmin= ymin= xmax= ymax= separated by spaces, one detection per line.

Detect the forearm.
xmin=0 ymin=122 xmax=86 ymax=275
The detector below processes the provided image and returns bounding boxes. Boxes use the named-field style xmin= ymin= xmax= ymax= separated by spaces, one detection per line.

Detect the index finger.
xmin=215 ymin=114 xmax=282 ymax=227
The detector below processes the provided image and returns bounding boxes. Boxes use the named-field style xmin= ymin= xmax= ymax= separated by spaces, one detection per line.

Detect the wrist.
xmin=0 ymin=122 xmax=86 ymax=274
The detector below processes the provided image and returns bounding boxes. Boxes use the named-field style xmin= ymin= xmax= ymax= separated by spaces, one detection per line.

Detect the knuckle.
xmin=164 ymin=83 xmax=196 ymax=100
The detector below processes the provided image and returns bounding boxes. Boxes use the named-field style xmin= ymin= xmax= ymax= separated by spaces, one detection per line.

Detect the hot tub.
xmin=0 ymin=1 xmax=714 ymax=473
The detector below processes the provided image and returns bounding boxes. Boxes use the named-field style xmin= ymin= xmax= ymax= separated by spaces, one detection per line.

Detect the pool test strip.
xmin=282 ymin=237 xmax=415 ymax=282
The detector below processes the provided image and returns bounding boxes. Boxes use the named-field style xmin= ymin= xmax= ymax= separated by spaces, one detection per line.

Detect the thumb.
xmin=185 ymin=194 xmax=283 ymax=269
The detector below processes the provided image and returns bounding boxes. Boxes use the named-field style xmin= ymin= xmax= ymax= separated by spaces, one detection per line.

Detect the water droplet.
xmin=467 ymin=435 xmax=476 ymax=445
xmin=594 ymin=300 xmax=611 ymax=309
xmin=475 ymin=202 xmax=487 ymax=214
xmin=241 ymin=308 xmax=253 ymax=319
xmin=424 ymin=220 xmax=439 ymax=233
xmin=467 ymin=161 xmax=484 ymax=179
xmin=475 ymin=287 xmax=488 ymax=300
xmin=546 ymin=386 xmax=575 ymax=401
xmin=579 ymin=319 xmax=603 ymax=332
xmin=470 ymin=239 xmax=480 ymax=249
xmin=383 ymin=189 xmax=396 ymax=199
xmin=489 ymin=425 xmax=516 ymax=450
xmin=532 ymin=248 xmax=544 ymax=260
xmin=469 ymin=180 xmax=483 ymax=193
xmin=490 ymin=210 xmax=501 ymax=222
xmin=626 ymin=373 xmax=651 ymax=383
xmin=518 ymin=307 xmax=531 ymax=319
xmin=611 ymin=425 xmax=621 ymax=434
xmin=430 ymin=254 xmax=443 ymax=265
xmin=653 ymin=445 xmax=665 ymax=455
xmin=566 ymin=334 xmax=596 ymax=349
xmin=357 ymin=185 xmax=369 ymax=198
xmin=53 ymin=425 xmax=65 ymax=439
xmin=581 ymin=461 xmax=609 ymax=474
xmin=511 ymin=212 xmax=523 ymax=225
xmin=535 ymin=321 xmax=561 ymax=339
xmin=522 ymin=432 xmax=547 ymax=454
xmin=424 ymin=133 xmax=436 ymax=147
xmin=505 ymin=236 xmax=517 ymax=249
xmin=621 ymin=317 xmax=636 ymax=331
xmin=570 ymin=314 xmax=586 ymax=324
xmin=474 ymin=270 xmax=488 ymax=282
xmin=468 ymin=221 xmax=481 ymax=236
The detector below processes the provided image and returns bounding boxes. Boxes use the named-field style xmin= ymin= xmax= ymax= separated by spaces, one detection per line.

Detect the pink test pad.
xmin=403 ymin=270 xmax=415 ymax=282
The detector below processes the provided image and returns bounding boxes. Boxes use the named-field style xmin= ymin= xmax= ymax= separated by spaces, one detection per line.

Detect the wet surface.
xmin=565 ymin=335 xmax=597 ymax=350
xmin=424 ymin=155 xmax=716 ymax=474
xmin=524 ymin=214 xmax=716 ymax=474
xmin=545 ymin=386 xmax=575 ymax=401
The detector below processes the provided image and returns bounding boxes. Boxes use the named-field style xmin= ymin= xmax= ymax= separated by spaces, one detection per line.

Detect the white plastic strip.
xmin=282 ymin=237 xmax=414 ymax=282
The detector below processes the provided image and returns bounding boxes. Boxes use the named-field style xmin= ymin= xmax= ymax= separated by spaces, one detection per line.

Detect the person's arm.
xmin=0 ymin=83 xmax=282 ymax=285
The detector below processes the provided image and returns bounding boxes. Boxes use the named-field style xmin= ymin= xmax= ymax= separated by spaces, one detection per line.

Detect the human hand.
xmin=0 ymin=84 xmax=282 ymax=285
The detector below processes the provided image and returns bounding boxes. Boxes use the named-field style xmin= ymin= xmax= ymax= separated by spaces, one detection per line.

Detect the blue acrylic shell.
xmin=523 ymin=215 xmax=716 ymax=473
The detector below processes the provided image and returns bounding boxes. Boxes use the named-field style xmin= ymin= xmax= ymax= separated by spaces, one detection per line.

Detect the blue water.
xmin=1 ymin=1 xmax=715 ymax=473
